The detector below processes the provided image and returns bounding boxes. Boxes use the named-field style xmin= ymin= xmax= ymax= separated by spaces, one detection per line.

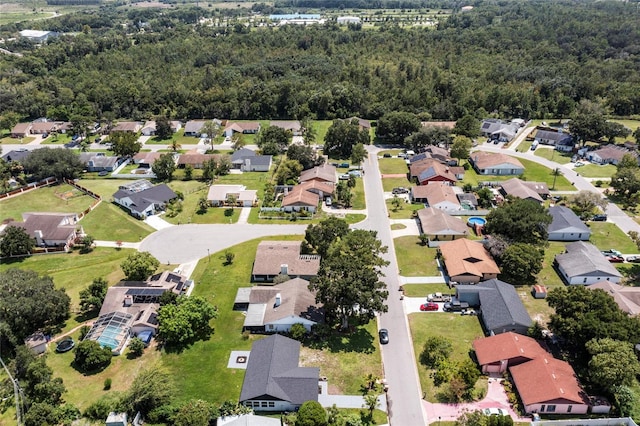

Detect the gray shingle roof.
xmin=548 ymin=205 xmax=590 ymax=234
xmin=113 ymin=184 xmax=177 ymax=214
xmin=477 ymin=279 xmax=532 ymax=332
xmin=240 ymin=334 xmax=319 ymax=405
xmin=555 ymin=241 xmax=622 ymax=278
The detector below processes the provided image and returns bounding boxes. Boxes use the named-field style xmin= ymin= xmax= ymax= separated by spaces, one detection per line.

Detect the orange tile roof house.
xmin=409 ymin=158 xmax=459 ymax=185
xmin=299 ymin=164 xmax=337 ymax=185
xmin=438 ymin=238 xmax=500 ymax=283
xmin=469 ymin=152 xmax=524 ymax=175
xmin=251 ymin=241 xmax=320 ymax=282
xmin=474 ymin=333 xmax=590 ymax=415
xmin=281 ymin=186 xmax=319 ymax=212
xmin=410 ymin=183 xmax=461 ymax=211
xmin=499 ymin=178 xmax=549 ymax=204
xmin=235 ymin=278 xmax=324 ymax=333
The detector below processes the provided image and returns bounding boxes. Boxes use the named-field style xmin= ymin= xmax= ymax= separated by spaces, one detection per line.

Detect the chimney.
xmin=123 ymin=295 xmax=133 ymax=307
xmin=280 ymin=264 xmax=288 ymax=275
xmin=275 ymin=293 xmax=282 ymax=307
xmin=34 ymin=230 xmax=44 ymax=246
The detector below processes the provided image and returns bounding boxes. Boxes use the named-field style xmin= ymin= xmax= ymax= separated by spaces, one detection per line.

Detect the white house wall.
xmin=525 ymin=402 xmax=588 ymax=415
xmin=265 ymin=316 xmax=316 ymax=332
xmin=548 ymin=231 xmax=590 ymax=241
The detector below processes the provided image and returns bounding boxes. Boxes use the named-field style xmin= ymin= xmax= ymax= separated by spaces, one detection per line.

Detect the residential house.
xmin=499 ymin=178 xmax=549 ymax=204
xmin=1 ymin=149 xmax=31 ymax=163
xmin=299 ymin=163 xmax=337 ymax=185
xmin=11 ymin=122 xmax=32 ymax=138
xmin=270 ymin=120 xmax=302 ymax=135
xmin=79 ymin=153 xmax=120 ymax=172
xmin=410 ymin=183 xmax=461 ymax=211
xmin=133 ymin=152 xmax=162 ymax=167
xmin=425 ymin=146 xmax=456 ymax=164
xmin=409 ymin=159 xmax=460 ymax=185
xmin=510 ymin=356 xmax=589 ymax=414
xmin=240 ymin=334 xmax=319 ymax=412
xmin=230 ymin=148 xmax=272 ymax=172
xmin=416 ymin=207 xmax=468 ymax=247
xmin=30 ymin=121 xmax=57 ymax=135
xmin=235 ymin=278 xmax=323 ymax=333
xmin=141 ymin=121 xmax=157 ymax=136
xmin=111 ymin=121 xmax=142 ymax=133
xmin=183 ymin=120 xmax=208 ymax=137
xmin=586 ymin=144 xmax=636 ymax=165
xmin=474 ymin=333 xmax=590 ymax=415
xmin=24 ymin=332 xmax=48 ymax=355
xmin=251 ymin=241 xmax=320 ymax=282
xmin=4 ymin=213 xmax=82 ymax=250
xmin=587 ymin=281 xmax=640 ymax=316
xmin=178 ymin=152 xmax=224 ymax=169
xmin=535 ymin=129 xmax=574 ymax=150
xmin=218 ymin=414 xmax=281 ymax=426
xmin=207 ymin=185 xmax=257 ymax=207
xmin=224 ymin=121 xmax=261 ymax=136
xmin=347 ymin=117 xmax=371 ymax=131
xmin=281 ymin=186 xmax=319 ymax=212
xmin=473 ymin=332 xmax=547 ymax=374
xmin=457 ymin=192 xmax=478 ymax=210
xmin=480 ymin=119 xmax=520 ymax=141
xmin=438 ymin=238 xmax=500 ymax=283
xmin=112 ymin=180 xmax=177 ymax=219
xmin=469 ymin=152 xmax=525 ymax=176
xmin=548 ymin=206 xmax=591 ymax=241
xmin=456 ymin=279 xmax=532 ymax=335
xmin=554 ymin=241 xmax=622 ymax=285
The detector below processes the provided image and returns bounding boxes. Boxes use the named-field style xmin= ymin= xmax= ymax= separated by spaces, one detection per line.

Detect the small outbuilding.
xmin=24 ymin=332 xmax=48 ymax=355
xmin=531 ymin=285 xmax=547 ymax=299
xmin=106 ymin=412 xmax=127 ymax=426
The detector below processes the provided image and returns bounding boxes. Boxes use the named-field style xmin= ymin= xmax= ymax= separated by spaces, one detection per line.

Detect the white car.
xmin=574 ymin=161 xmax=585 ymax=167
xmin=483 ymin=408 xmax=508 ymax=416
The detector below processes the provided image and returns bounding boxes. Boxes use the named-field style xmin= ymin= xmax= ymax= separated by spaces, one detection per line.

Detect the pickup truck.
xmin=443 ymin=300 xmax=470 ymax=312
xmin=427 ymin=293 xmax=452 ymax=303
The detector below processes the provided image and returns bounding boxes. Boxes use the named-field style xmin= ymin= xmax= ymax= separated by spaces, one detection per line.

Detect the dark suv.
xmin=443 ymin=300 xmax=470 ymax=312
xmin=592 ymin=214 xmax=607 ymax=221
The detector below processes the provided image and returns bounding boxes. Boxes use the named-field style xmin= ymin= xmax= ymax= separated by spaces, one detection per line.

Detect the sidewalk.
xmin=144 ymin=214 xmax=174 ymax=230
xmin=399 ymin=276 xmax=446 ymax=284
xmin=94 ymin=240 xmax=140 ymax=249
xmin=237 ymin=207 xmax=251 ymax=224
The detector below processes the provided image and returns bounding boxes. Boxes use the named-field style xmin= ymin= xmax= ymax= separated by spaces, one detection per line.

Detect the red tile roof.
xmin=473 ymin=332 xmax=547 ymax=366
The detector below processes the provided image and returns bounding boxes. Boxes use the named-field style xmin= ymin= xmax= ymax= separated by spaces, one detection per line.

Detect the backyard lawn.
xmin=408 ymin=313 xmax=486 ymax=402
xmin=461 ymin=158 xmax=573 ymax=190
xmin=382 ymin=176 xmax=413 ymax=192
xmin=402 ymin=283 xmax=451 ymax=297
xmin=394 ymin=236 xmax=441 ymax=276
xmin=575 ymin=163 xmax=617 ymax=178
xmin=0 ymin=183 xmax=97 ymax=221
xmin=386 ymin=199 xmax=422 ymax=219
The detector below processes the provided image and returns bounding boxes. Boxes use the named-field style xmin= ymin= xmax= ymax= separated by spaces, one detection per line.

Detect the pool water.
xmin=468 ymin=217 xmax=487 ymax=226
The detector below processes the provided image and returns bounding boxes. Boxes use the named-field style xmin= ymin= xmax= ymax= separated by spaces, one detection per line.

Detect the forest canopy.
xmin=0 ymin=1 xmax=639 ymax=122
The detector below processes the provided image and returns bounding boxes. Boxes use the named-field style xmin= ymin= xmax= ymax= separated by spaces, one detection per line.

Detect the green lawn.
xmin=41 ymin=133 xmax=73 ymax=145
xmin=0 ymin=136 xmax=35 ymax=144
xmin=378 ymin=158 xmax=408 ymax=175
xmin=588 ymin=221 xmax=638 ymax=253
xmin=147 ymin=129 xmax=200 ymax=145
xmin=515 ymin=141 xmax=532 ymax=152
xmin=575 ymin=164 xmax=617 ymax=178
xmin=314 ymin=120 xmax=333 ymax=144
xmin=394 ymin=236 xmax=441 ymax=276
xmin=534 ymin=148 xmax=572 ymax=164
xmin=352 ymin=178 xmax=366 ymax=210
xmin=386 ymin=199 xmax=422 ymax=219
xmin=382 ymin=176 xmax=413 ymax=192
xmin=402 ymin=283 xmax=452 ymax=297
xmin=0 ymin=183 xmax=97 ymax=221
xmin=78 ymin=178 xmax=137 ymax=198
xmin=461 ymin=158 xmax=573 ymax=190
xmin=408 ymin=313 xmax=486 ymax=402
xmin=80 ymin=202 xmax=154 ymax=241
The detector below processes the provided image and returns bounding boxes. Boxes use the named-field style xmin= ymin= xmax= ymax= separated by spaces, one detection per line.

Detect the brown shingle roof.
xmin=588 ymin=280 xmax=640 ymax=316
xmin=298 ymin=180 xmax=335 ymax=196
xmin=470 ymin=151 xmax=524 ymax=170
xmin=439 ymin=238 xmax=500 ymax=278
xmin=299 ymin=164 xmax=337 ymax=184
xmin=411 ymin=183 xmax=460 ymax=208
xmin=282 ymin=186 xmax=319 ymax=207
xmin=252 ymin=241 xmax=320 ymax=277
xmin=417 ymin=207 xmax=468 ymax=235
xmin=499 ymin=178 xmax=547 ymax=203
xmin=6 ymin=213 xmax=78 ymax=242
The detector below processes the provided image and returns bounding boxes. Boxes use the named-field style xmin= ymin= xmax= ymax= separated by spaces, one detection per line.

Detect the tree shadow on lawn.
xmin=306 ymin=326 xmax=376 ymax=354
xmin=158 ymin=326 xmax=215 ymax=355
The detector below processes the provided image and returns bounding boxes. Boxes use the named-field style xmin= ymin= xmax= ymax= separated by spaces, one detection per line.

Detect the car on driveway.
xmin=378 ymin=328 xmax=389 ymax=344
xmin=427 ymin=292 xmax=451 ymax=303
xmin=605 ymin=255 xmax=624 ymax=263
xmin=627 ymin=256 xmax=640 ymax=263
xmin=483 ymin=408 xmax=508 ymax=416
xmin=602 ymin=249 xmax=622 ymax=257
xmin=592 ymin=214 xmax=608 ymax=221
xmin=574 ymin=161 xmax=585 ymax=167
xmin=420 ymin=302 xmax=439 ymax=311
xmin=392 ymin=187 xmax=409 ymax=194
xmin=339 ymin=174 xmax=350 ymax=180
xmin=443 ymin=300 xmax=470 ymax=312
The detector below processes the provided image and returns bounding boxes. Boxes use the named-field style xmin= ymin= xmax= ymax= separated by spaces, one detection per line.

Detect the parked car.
xmin=574 ymin=161 xmax=585 ymax=167
xmin=398 ymin=152 xmax=407 ymax=158
xmin=602 ymin=249 xmax=622 ymax=257
xmin=420 ymin=302 xmax=439 ymax=312
xmin=378 ymin=328 xmax=389 ymax=344
xmin=95 ymin=137 xmax=102 ymax=143
xmin=626 ymin=256 xmax=640 ymax=263
xmin=349 ymin=170 xmax=362 ymax=177
xmin=339 ymin=174 xmax=350 ymax=180
xmin=592 ymin=214 xmax=608 ymax=221
xmin=325 ymin=197 xmax=332 ymax=207
xmin=483 ymin=408 xmax=508 ymax=416
xmin=338 ymin=162 xmax=350 ymax=168
xmin=443 ymin=300 xmax=470 ymax=312
xmin=427 ymin=293 xmax=451 ymax=303
xmin=382 ymin=153 xmax=392 ymax=158
xmin=392 ymin=187 xmax=409 ymax=194
xmin=606 ymin=255 xmax=624 ymax=263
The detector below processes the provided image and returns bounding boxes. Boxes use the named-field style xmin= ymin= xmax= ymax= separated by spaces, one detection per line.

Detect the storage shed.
xmin=531 ymin=285 xmax=547 ymax=299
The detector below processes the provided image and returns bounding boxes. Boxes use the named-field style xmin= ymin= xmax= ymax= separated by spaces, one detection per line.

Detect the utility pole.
xmin=0 ymin=353 xmax=23 ymax=425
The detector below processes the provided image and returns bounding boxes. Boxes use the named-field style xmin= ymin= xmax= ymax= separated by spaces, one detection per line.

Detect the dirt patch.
xmin=299 ymin=347 xmax=344 ymax=394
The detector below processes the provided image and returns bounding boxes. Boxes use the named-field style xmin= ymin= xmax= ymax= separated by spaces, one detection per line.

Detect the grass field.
xmin=402 ymin=283 xmax=451 ymax=297
xmin=0 ymin=183 xmax=96 ymax=221
xmin=0 ymin=136 xmax=35 ymax=144
xmin=534 ymin=148 xmax=572 ymax=164
xmin=394 ymin=236 xmax=441 ymax=276
xmin=588 ymin=221 xmax=638 ymax=253
xmin=147 ymin=129 xmax=200 ymax=145
xmin=408 ymin=313 xmax=486 ymax=402
xmin=575 ymin=163 xmax=617 ymax=178
xmin=386 ymin=199 xmax=422 ymax=219
xmin=382 ymin=176 xmax=413 ymax=192
xmin=461 ymin=158 xmax=573 ymax=190
xmin=378 ymin=158 xmax=408 ymax=175
xmin=313 ymin=120 xmax=333 ymax=144
xmin=80 ymin=202 xmax=154 ymax=241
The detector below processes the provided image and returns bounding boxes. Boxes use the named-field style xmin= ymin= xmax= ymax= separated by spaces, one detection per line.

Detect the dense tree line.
xmin=1 ymin=1 xmax=640 ymax=123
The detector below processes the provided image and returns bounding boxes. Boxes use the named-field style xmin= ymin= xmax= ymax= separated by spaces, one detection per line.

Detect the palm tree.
xmin=171 ymin=139 xmax=181 ymax=153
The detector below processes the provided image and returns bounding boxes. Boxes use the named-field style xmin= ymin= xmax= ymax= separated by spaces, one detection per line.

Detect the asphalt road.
xmin=357 ymin=146 xmax=427 ymax=426
xmin=138 ymin=223 xmax=307 ymax=264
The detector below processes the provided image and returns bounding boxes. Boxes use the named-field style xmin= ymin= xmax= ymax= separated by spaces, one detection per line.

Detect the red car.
xmin=420 ymin=302 xmax=439 ymax=311
xmin=606 ymin=255 xmax=624 ymax=263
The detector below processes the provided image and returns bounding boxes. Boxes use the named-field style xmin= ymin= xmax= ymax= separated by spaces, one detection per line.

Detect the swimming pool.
xmin=467 ymin=217 xmax=487 ymax=227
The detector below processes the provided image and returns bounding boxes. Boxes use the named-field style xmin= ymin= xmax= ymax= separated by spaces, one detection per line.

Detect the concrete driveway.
xmin=403 ymin=297 xmax=443 ymax=314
